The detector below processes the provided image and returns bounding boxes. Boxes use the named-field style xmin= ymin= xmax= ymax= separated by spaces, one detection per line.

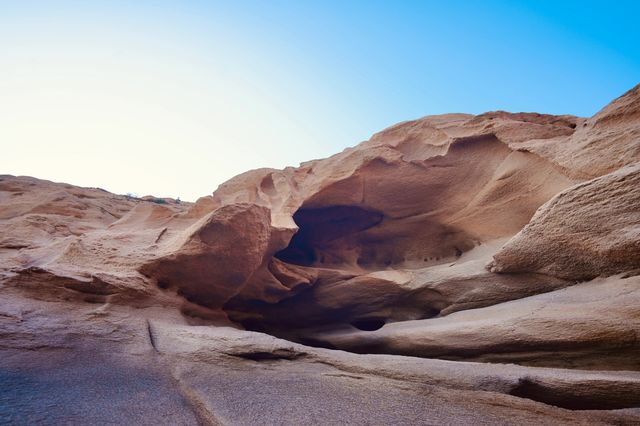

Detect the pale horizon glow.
xmin=2 ymin=1 xmax=639 ymax=200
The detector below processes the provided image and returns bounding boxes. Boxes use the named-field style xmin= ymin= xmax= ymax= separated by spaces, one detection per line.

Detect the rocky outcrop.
xmin=1 ymin=84 xmax=640 ymax=424
xmin=490 ymin=163 xmax=640 ymax=280
xmin=514 ymin=84 xmax=640 ymax=179
xmin=3 ymin=290 xmax=639 ymax=424
xmin=302 ymin=274 xmax=640 ymax=370
xmin=140 ymin=203 xmax=300 ymax=308
xmin=216 ymin=115 xmax=579 ymax=330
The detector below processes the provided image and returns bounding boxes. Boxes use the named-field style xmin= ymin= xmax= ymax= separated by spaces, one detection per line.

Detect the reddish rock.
xmin=1 ymin=85 xmax=640 ymax=424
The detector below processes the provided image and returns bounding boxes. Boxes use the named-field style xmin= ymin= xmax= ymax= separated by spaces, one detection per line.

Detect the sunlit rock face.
xmin=1 ymin=85 xmax=640 ymax=425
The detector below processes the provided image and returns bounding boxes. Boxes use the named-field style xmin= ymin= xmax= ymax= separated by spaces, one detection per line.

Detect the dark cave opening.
xmin=275 ymin=205 xmax=384 ymax=267
xmin=350 ymin=318 xmax=387 ymax=331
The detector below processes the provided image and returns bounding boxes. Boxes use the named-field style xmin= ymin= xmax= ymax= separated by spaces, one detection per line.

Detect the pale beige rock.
xmin=1 ymin=290 xmax=639 ymax=423
xmin=514 ymin=84 xmax=640 ymax=179
xmin=489 ymin=163 xmax=640 ymax=280
xmin=1 ymin=84 xmax=640 ymax=424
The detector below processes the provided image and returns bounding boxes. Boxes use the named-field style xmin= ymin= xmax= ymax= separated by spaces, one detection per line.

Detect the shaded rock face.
xmin=140 ymin=203 xmax=277 ymax=308
xmin=275 ymin=205 xmax=384 ymax=267
xmin=2 ymin=84 xmax=640 ymax=424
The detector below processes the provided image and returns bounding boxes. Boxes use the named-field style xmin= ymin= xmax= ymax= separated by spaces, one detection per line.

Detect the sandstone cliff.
xmin=1 ymin=85 xmax=639 ymax=425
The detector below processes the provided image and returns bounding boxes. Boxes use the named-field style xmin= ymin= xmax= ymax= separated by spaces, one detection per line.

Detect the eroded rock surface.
xmin=1 ymin=84 xmax=640 ymax=424
xmin=489 ymin=164 xmax=640 ymax=280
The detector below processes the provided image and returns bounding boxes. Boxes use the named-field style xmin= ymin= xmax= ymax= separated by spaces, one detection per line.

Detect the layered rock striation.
xmin=1 ymin=84 xmax=639 ymax=424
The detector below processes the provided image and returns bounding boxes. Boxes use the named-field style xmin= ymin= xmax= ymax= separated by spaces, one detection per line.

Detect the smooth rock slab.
xmin=0 ymin=350 xmax=198 ymax=426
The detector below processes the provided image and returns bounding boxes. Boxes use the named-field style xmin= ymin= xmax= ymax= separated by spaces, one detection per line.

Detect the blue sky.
xmin=1 ymin=1 xmax=638 ymax=200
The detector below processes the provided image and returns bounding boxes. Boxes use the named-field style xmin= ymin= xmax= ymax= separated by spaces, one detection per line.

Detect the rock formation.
xmin=1 ymin=84 xmax=639 ymax=425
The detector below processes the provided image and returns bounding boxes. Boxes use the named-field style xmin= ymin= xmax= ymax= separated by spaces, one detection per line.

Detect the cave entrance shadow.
xmin=275 ymin=205 xmax=384 ymax=267
xmin=350 ymin=318 xmax=386 ymax=331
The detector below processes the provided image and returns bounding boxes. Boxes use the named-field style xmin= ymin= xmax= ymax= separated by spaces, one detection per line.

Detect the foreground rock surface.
xmin=1 ymin=84 xmax=639 ymax=424
xmin=2 ymin=291 xmax=640 ymax=425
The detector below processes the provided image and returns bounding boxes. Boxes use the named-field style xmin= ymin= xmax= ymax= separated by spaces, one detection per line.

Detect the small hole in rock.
xmin=350 ymin=318 xmax=386 ymax=331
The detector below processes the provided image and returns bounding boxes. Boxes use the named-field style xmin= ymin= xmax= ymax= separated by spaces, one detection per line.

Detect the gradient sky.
xmin=2 ymin=1 xmax=639 ymax=200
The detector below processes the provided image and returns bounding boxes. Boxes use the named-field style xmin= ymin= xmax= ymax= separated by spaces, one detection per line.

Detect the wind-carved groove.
xmin=155 ymin=227 xmax=168 ymax=243
xmin=228 ymin=348 xmax=308 ymax=361
xmin=146 ymin=319 xmax=159 ymax=353
xmin=99 ymin=206 xmax=120 ymax=219
xmin=146 ymin=319 xmax=222 ymax=424
xmin=172 ymin=369 xmax=223 ymax=426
